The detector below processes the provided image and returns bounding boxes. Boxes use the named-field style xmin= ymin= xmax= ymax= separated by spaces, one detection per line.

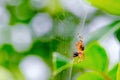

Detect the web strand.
xmin=69 ymin=0 xmax=88 ymax=80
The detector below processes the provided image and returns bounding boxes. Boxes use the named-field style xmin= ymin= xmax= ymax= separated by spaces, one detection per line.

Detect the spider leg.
xmin=77 ymin=52 xmax=85 ymax=62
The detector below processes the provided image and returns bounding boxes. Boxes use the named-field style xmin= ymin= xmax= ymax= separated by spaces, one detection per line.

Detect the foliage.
xmin=0 ymin=0 xmax=120 ymax=80
xmin=87 ymin=0 xmax=120 ymax=15
xmin=117 ymin=63 xmax=120 ymax=80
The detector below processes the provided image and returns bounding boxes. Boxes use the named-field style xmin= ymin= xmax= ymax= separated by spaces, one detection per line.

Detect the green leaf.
xmin=9 ymin=67 xmax=25 ymax=80
xmin=0 ymin=66 xmax=14 ymax=80
xmin=75 ymin=42 xmax=109 ymax=72
xmin=52 ymin=52 xmax=71 ymax=76
xmin=85 ymin=21 xmax=120 ymax=45
xmin=14 ymin=3 xmax=36 ymax=21
xmin=6 ymin=5 xmax=35 ymax=25
xmin=108 ymin=64 xmax=118 ymax=80
xmin=87 ymin=0 xmax=120 ymax=15
xmin=25 ymin=40 xmax=53 ymax=66
xmin=115 ymin=28 xmax=120 ymax=42
xmin=0 ymin=44 xmax=23 ymax=68
xmin=45 ymin=0 xmax=63 ymax=15
xmin=0 ymin=66 xmax=24 ymax=80
xmin=76 ymin=72 xmax=105 ymax=80
xmin=117 ymin=63 xmax=120 ymax=80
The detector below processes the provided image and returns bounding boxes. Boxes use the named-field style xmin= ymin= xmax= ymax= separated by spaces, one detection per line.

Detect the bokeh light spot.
xmin=11 ymin=24 xmax=32 ymax=52
xmin=31 ymin=13 xmax=53 ymax=37
xmin=30 ymin=0 xmax=48 ymax=10
xmin=19 ymin=55 xmax=51 ymax=80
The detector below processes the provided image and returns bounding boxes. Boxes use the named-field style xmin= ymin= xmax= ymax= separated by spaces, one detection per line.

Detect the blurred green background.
xmin=0 ymin=0 xmax=120 ymax=80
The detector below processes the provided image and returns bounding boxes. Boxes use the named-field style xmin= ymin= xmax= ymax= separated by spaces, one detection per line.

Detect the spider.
xmin=73 ymin=36 xmax=85 ymax=62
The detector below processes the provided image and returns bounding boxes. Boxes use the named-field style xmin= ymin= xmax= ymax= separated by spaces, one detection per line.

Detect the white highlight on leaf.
xmin=88 ymin=16 xmax=114 ymax=32
xmin=59 ymin=0 xmax=96 ymax=18
xmin=100 ymin=35 xmax=119 ymax=69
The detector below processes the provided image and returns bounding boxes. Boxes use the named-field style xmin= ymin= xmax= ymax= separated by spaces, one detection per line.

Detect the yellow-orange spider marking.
xmin=73 ymin=36 xmax=85 ymax=62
